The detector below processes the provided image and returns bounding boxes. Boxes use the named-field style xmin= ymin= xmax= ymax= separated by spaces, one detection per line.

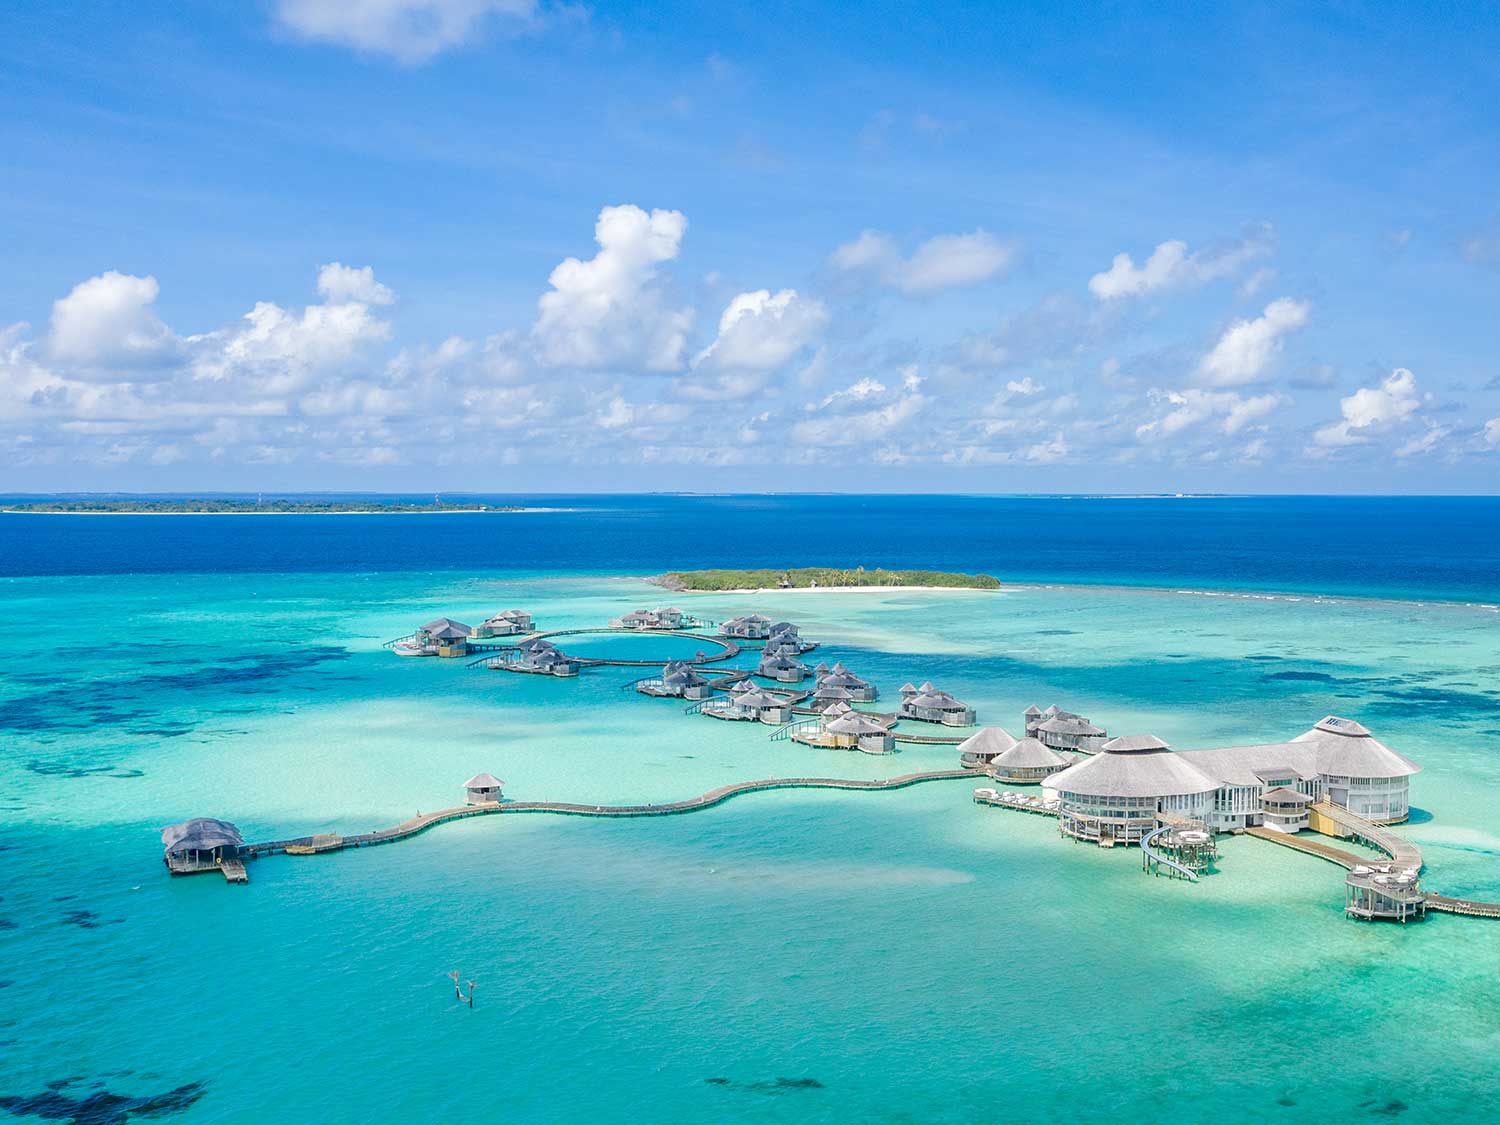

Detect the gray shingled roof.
xmin=1101 ymin=734 xmax=1169 ymax=753
xmin=957 ymin=727 xmax=1019 ymax=757
xmin=826 ymin=712 xmax=888 ymax=736
xmin=161 ymin=817 xmax=243 ymax=854
xmin=1046 ymin=745 xmax=1219 ymax=799
xmin=1292 ymin=716 xmax=1420 ymax=779
xmin=464 ymin=773 xmax=503 ymax=789
xmin=992 ymin=737 xmax=1071 ymax=771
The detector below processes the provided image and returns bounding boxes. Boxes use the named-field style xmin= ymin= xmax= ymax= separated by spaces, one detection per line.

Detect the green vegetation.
xmin=655 ymin=567 xmax=1001 ymax=591
xmin=1 ymin=498 xmax=521 ymax=514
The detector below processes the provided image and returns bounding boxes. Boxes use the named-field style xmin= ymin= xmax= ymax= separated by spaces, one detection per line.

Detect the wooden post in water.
xmin=447 ymin=969 xmax=462 ymax=1000
xmin=465 ymin=980 xmax=476 ymax=1008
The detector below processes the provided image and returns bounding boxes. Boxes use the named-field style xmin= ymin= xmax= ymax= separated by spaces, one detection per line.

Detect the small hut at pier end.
xmin=721 ymin=614 xmax=773 ymax=640
xmin=899 ymin=685 xmax=976 ymax=726
xmin=957 ymin=727 xmax=1019 ymax=769
xmin=161 ymin=818 xmax=245 ymax=875
xmin=394 ymin=617 xmax=472 ymax=657
xmin=464 ymin=774 xmax=504 ymax=805
xmin=815 ymin=661 xmax=877 ymax=702
xmin=474 ymin=609 xmax=533 ymax=638
xmin=986 ymin=738 xmax=1071 ymax=784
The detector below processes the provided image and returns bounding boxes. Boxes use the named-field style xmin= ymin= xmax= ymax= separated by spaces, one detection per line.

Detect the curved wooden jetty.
xmin=1246 ymin=806 xmax=1500 ymax=919
xmin=241 ymin=770 xmax=974 ymax=865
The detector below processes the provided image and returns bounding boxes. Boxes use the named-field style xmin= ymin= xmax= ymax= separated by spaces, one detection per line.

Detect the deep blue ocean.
xmin=2 ymin=494 xmax=1497 ymax=601
xmin=3 ymin=495 xmax=1500 ymax=1123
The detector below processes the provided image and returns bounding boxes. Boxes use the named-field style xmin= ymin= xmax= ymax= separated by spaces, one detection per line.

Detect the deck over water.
xmin=1247 ymin=804 xmax=1500 ymax=919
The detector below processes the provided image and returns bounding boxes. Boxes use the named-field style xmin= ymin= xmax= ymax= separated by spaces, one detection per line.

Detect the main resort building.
xmin=1042 ymin=716 xmax=1418 ymax=846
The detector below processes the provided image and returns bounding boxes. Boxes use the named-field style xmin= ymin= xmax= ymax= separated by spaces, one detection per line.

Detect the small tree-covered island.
xmin=651 ymin=567 xmax=1002 ymax=591
xmin=0 ymin=498 xmax=523 ymax=514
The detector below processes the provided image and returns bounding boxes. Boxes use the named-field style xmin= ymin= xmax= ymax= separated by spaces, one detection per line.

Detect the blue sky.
xmin=2 ymin=1 xmax=1498 ymax=492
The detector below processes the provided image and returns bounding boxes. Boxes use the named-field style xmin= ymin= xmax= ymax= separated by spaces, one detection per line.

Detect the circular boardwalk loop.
xmin=244 ymin=770 xmax=974 ymax=862
xmin=473 ymin=627 xmax=741 ymax=670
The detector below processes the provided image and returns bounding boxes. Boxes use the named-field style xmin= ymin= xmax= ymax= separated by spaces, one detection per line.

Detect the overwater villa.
xmin=637 ymin=660 xmax=714 ymax=700
xmin=701 ymin=686 xmax=796 ymax=724
xmin=473 ymin=609 xmax=534 ymax=638
xmin=393 ymin=617 xmax=473 ymax=657
xmin=463 ymin=773 xmax=504 ymax=805
xmin=1022 ymin=704 xmax=1108 ymax=752
xmin=1038 ymin=717 xmax=1420 ymax=846
xmin=814 ymin=661 xmax=876 ymax=702
xmin=791 ymin=710 xmax=896 ymax=754
xmin=611 ymin=607 xmax=683 ymax=630
xmin=720 ymin=614 xmax=773 ymax=639
xmin=957 ymin=727 xmax=1018 ymax=769
xmin=757 ymin=651 xmax=810 ymax=683
xmin=1036 ymin=714 xmax=1109 ymax=754
xmin=498 ymin=638 xmax=581 ymax=677
xmin=898 ymin=683 xmax=977 ymax=726
xmin=807 ymin=683 xmax=856 ymax=711
xmin=986 ymin=737 xmax=1072 ymax=784
xmin=161 ymin=817 xmax=245 ymax=878
xmin=765 ymin=622 xmax=817 ymax=654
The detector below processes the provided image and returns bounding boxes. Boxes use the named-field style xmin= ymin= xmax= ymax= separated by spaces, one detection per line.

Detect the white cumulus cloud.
xmin=47 ymin=272 xmax=176 ymax=373
xmin=1313 ymin=368 xmax=1424 ymax=448
xmin=1136 ymin=388 xmax=1284 ymax=439
xmin=1088 ymin=225 xmax=1276 ymax=299
xmin=533 ymin=204 xmax=692 ymax=372
xmin=317 ymin=263 xmax=395 ymax=306
xmin=1196 ymin=297 xmax=1310 ymax=386
xmin=693 ymin=289 xmax=826 ymax=372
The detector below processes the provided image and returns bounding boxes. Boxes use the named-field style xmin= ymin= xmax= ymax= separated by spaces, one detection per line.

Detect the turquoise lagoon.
xmin=3 ymin=564 xmax=1500 ymax=1121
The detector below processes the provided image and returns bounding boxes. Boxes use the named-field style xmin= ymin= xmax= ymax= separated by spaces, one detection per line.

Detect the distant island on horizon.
xmin=0 ymin=498 xmax=524 ymax=515
xmin=652 ymin=567 xmax=1002 ymax=592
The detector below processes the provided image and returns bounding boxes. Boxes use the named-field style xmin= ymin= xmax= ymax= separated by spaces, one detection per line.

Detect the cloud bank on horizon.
xmin=2 ymin=1 xmax=1497 ymax=491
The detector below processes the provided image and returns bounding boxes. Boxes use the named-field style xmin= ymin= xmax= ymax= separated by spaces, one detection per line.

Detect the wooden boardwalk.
xmin=1245 ymin=826 xmax=1365 ymax=868
xmin=242 ymin=770 xmax=974 ymax=863
xmin=1247 ymin=822 xmax=1500 ymax=920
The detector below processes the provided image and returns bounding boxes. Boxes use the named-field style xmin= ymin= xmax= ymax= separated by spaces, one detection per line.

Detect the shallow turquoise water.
xmin=3 ymin=572 xmax=1500 ymax=1122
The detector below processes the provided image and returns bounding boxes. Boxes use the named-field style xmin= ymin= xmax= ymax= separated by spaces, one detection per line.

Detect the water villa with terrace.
xmin=700 ymin=686 xmax=797 ymax=724
xmin=720 ymin=614 xmax=773 ymax=639
xmin=791 ymin=710 xmax=896 ymax=754
xmin=473 ymin=609 xmax=534 ymax=637
xmin=636 ymin=661 xmax=714 ymax=700
xmin=814 ymin=661 xmax=876 ymax=701
xmin=899 ymin=683 xmax=977 ymax=726
xmin=392 ymin=617 xmax=473 ymax=657
xmin=494 ymin=638 xmax=581 ymax=677
xmin=1025 ymin=704 xmax=1109 ymax=753
xmin=611 ymin=607 xmax=686 ymax=630
xmin=757 ymin=651 xmax=810 ymax=683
